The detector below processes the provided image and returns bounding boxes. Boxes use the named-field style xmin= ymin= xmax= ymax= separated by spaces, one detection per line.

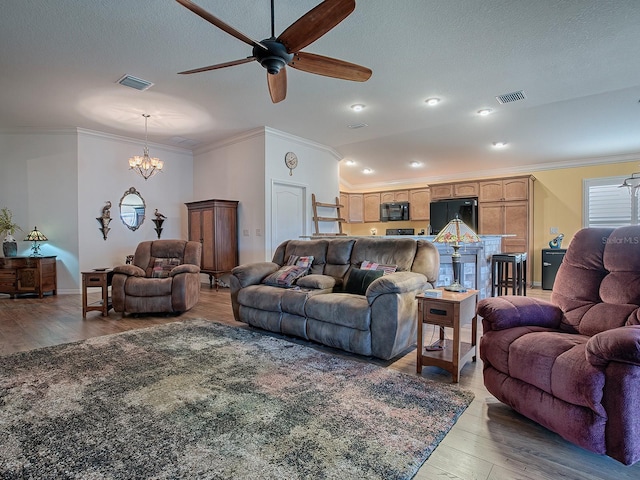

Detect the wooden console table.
xmin=82 ymin=269 xmax=114 ymax=317
xmin=0 ymin=256 xmax=57 ymax=298
xmin=416 ymin=289 xmax=478 ymax=382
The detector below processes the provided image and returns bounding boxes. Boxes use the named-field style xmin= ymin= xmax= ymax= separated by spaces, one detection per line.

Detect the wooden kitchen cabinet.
xmin=0 ymin=256 xmax=57 ymax=298
xmin=430 ymin=184 xmax=453 ymax=200
xmin=363 ymin=193 xmax=381 ymax=222
xmin=479 ymin=201 xmax=528 ymax=251
xmin=479 ymin=176 xmax=530 ymax=202
xmin=348 ymin=193 xmax=364 ymax=223
xmin=185 ymin=199 xmax=239 ymax=289
xmin=380 ymin=190 xmax=409 ymax=203
xmin=454 ymin=182 xmax=479 ymax=198
xmin=409 ymin=188 xmax=431 ymax=221
xmin=339 ymin=192 xmax=349 ymax=224
xmin=431 ymin=181 xmax=478 ymax=200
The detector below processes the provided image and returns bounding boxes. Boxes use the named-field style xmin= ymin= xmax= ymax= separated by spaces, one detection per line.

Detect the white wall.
xmin=193 ymin=126 xmax=341 ymax=264
xmin=193 ymin=129 xmax=266 ymax=264
xmin=0 ymin=130 xmax=79 ymax=292
xmin=0 ymin=129 xmax=194 ymax=294
xmin=77 ymin=130 xmax=194 ymax=283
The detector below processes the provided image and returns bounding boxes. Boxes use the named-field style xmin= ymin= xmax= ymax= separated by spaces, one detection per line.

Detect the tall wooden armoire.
xmin=185 ymin=199 xmax=239 ymax=289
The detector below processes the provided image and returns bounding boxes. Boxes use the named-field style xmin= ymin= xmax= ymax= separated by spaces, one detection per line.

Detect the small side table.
xmin=416 ymin=289 xmax=478 ymax=382
xmin=82 ymin=269 xmax=114 ymax=318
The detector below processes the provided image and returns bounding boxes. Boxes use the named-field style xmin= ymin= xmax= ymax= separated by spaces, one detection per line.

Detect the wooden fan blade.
xmin=178 ymin=57 xmax=256 ymax=75
xmin=175 ymin=0 xmax=267 ymax=51
xmin=289 ymin=52 xmax=371 ymax=82
xmin=278 ymin=0 xmax=355 ymax=53
xmin=267 ymin=69 xmax=287 ymax=103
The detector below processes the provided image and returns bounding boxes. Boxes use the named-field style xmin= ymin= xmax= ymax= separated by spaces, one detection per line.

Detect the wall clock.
xmin=284 ymin=151 xmax=298 ymax=176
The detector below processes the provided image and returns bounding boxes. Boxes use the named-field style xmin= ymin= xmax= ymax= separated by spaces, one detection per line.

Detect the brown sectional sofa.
xmin=229 ymin=237 xmax=440 ymax=360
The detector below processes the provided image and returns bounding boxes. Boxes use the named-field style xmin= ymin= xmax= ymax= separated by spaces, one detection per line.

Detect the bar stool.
xmin=491 ymin=252 xmax=527 ymax=296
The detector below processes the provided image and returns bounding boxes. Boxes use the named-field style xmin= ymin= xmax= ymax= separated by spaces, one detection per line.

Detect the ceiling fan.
xmin=175 ymin=0 xmax=372 ymax=103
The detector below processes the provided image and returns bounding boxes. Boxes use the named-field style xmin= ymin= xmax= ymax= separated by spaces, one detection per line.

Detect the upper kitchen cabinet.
xmin=409 ymin=188 xmax=430 ymax=221
xmin=479 ymin=176 xmax=532 ymax=202
xmin=347 ymin=193 xmax=364 ymax=223
xmin=339 ymin=192 xmax=349 ymax=224
xmin=380 ymin=190 xmax=409 ymax=203
xmin=363 ymin=193 xmax=381 ymax=222
xmin=430 ymin=182 xmax=479 ymax=200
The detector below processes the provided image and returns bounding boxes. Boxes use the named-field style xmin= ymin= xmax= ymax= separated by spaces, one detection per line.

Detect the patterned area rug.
xmin=0 ymin=320 xmax=473 ymax=479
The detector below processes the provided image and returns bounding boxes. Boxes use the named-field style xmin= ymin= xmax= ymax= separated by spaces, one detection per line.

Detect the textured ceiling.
xmin=1 ymin=0 xmax=639 ymax=188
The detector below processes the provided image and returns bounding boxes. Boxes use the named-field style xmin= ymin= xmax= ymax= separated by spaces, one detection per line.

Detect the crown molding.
xmin=340 ymin=152 xmax=640 ymax=190
xmin=194 ymin=126 xmax=342 ymax=160
xmin=76 ymin=128 xmax=192 ymax=154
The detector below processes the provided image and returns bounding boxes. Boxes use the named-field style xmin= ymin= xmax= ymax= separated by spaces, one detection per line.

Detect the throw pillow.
xmin=361 ymin=260 xmax=397 ymax=275
xmin=151 ymin=258 xmax=181 ymax=278
xmin=344 ymin=268 xmax=384 ymax=295
xmin=286 ymin=255 xmax=314 ymax=270
xmin=262 ymin=265 xmax=309 ymax=288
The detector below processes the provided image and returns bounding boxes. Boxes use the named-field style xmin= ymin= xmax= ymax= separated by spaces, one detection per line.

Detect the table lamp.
xmin=24 ymin=226 xmax=48 ymax=257
xmin=433 ymin=217 xmax=480 ymax=292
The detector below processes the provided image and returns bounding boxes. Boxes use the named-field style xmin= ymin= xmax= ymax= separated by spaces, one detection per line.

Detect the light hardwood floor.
xmin=0 ymin=287 xmax=637 ymax=480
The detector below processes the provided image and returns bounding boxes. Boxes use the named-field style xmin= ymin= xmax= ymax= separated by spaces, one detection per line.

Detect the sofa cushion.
xmin=296 ymin=274 xmax=336 ymax=290
xmin=483 ymin=329 xmax=606 ymax=414
xmin=350 ymin=237 xmax=417 ymax=272
xmin=306 ymin=293 xmax=371 ymax=330
xmin=344 ymin=268 xmax=383 ymax=295
xmin=124 ymin=276 xmax=172 ymax=296
xmin=262 ymin=265 xmax=308 ymax=287
xmin=237 ymin=284 xmax=287 ymax=312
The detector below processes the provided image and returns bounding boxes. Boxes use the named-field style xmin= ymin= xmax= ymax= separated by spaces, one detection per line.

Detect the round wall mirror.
xmin=119 ymin=187 xmax=146 ymax=231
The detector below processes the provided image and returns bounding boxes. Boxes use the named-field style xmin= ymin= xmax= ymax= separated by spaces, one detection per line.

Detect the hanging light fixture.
xmin=128 ymin=114 xmax=163 ymax=180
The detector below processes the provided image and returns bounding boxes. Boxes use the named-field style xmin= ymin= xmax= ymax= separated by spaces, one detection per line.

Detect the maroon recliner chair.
xmin=478 ymin=226 xmax=640 ymax=465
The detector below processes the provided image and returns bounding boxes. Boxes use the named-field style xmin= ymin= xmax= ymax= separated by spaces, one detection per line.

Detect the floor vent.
xmin=116 ymin=74 xmax=154 ymax=91
xmin=496 ymin=90 xmax=526 ymax=104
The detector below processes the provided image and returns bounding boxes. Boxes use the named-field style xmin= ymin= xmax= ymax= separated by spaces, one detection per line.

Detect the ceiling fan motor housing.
xmin=254 ymin=39 xmax=294 ymax=75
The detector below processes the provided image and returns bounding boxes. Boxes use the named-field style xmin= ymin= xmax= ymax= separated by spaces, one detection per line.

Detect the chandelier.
xmin=128 ymin=114 xmax=163 ymax=180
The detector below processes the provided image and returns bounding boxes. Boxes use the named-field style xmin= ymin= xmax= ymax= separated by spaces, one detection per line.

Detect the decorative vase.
xmin=3 ymin=235 xmax=18 ymax=257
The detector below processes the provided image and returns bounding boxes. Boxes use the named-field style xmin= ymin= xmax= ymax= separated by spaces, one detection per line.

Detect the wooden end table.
xmin=416 ymin=289 xmax=478 ymax=382
xmin=82 ymin=269 xmax=114 ymax=318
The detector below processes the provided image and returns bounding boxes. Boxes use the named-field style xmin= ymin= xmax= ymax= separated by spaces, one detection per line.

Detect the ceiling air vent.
xmin=496 ymin=90 xmax=526 ymax=104
xmin=116 ymin=74 xmax=154 ymax=91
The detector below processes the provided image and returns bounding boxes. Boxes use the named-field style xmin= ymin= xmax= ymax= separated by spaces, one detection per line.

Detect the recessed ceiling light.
xmin=425 ymin=98 xmax=440 ymax=106
xmin=345 ymin=159 xmax=356 ymax=166
xmin=410 ymin=161 xmax=422 ymax=167
xmin=477 ymin=108 xmax=493 ymax=116
xmin=350 ymin=104 xmax=365 ymax=112
xmin=348 ymin=123 xmax=368 ymax=129
xmin=363 ymin=168 xmax=373 ymax=174
xmin=492 ymin=141 xmax=508 ymax=148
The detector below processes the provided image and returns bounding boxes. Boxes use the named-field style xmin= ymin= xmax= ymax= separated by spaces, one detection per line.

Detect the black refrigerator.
xmin=429 ymin=198 xmax=478 ymax=235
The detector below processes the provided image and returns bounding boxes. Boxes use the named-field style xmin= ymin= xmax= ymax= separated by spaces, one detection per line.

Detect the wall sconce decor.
xmin=152 ymin=209 xmax=166 ymax=239
xmin=24 ymin=226 xmax=48 ymax=257
xmin=97 ymin=201 xmax=112 ymax=240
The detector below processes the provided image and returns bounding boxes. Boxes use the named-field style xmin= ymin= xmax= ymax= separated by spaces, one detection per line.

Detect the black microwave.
xmin=380 ymin=202 xmax=410 ymax=222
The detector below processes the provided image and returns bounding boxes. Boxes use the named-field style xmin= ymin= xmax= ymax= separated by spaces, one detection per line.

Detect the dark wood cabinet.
xmin=0 ymin=256 xmax=57 ymax=298
xmin=185 ymin=199 xmax=239 ymax=289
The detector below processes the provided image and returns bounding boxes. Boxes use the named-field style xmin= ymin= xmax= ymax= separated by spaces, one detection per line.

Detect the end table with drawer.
xmin=82 ymin=269 xmax=114 ymax=317
xmin=416 ymin=289 xmax=478 ymax=382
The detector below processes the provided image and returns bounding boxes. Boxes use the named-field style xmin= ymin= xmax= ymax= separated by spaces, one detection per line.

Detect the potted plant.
xmin=0 ymin=207 xmax=23 ymax=257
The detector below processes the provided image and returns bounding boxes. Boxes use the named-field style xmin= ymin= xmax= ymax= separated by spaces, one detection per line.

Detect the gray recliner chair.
xmin=112 ymin=239 xmax=202 ymax=314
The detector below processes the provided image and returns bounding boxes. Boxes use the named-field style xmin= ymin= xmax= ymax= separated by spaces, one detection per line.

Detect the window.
xmin=583 ymin=176 xmax=639 ymax=227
